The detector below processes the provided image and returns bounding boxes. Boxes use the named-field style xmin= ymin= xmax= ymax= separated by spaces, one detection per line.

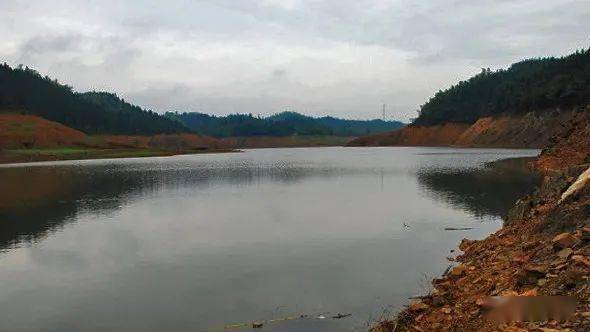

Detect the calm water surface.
xmin=0 ymin=147 xmax=539 ymax=331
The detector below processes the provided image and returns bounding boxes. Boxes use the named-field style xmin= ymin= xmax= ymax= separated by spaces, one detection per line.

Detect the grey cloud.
xmin=1 ymin=0 xmax=589 ymax=122
xmin=271 ymin=69 xmax=287 ymax=79
xmin=126 ymin=84 xmax=290 ymax=116
xmin=20 ymin=34 xmax=84 ymax=57
xmin=207 ymin=0 xmax=589 ymax=64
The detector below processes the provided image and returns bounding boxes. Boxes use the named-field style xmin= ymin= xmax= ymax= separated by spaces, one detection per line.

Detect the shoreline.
xmin=0 ymin=147 xmax=238 ymax=165
xmin=372 ymin=112 xmax=590 ymax=331
xmin=0 ymin=145 xmax=539 ymax=166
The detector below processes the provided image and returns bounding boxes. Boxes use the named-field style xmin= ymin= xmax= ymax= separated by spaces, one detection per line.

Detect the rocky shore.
xmin=372 ymin=107 xmax=590 ymax=331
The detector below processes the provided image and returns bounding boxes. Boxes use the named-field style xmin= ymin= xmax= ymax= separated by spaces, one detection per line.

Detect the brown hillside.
xmin=348 ymin=109 xmax=579 ymax=149
xmin=536 ymin=107 xmax=590 ymax=172
xmin=347 ymin=123 xmax=469 ymax=147
xmin=90 ymin=133 xmax=230 ymax=151
xmin=0 ymin=113 xmax=232 ymax=163
xmin=0 ymin=113 xmax=86 ymax=148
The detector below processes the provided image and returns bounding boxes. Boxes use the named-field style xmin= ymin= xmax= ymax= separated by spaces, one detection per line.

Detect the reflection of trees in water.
xmin=0 ymin=167 xmax=147 ymax=249
xmin=417 ymin=163 xmax=541 ymax=219
xmin=0 ymin=163 xmax=350 ymax=249
xmin=0 ymin=157 xmax=539 ymax=250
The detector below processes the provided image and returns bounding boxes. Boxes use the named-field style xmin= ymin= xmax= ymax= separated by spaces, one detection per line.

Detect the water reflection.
xmin=417 ymin=158 xmax=541 ymax=218
xmin=0 ymin=160 xmax=352 ymax=250
xmin=0 ymin=148 xmax=540 ymax=331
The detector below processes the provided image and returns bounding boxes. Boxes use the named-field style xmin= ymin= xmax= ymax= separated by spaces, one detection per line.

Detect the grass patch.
xmin=93 ymin=149 xmax=170 ymax=158
xmin=3 ymin=148 xmax=172 ymax=162
xmin=8 ymin=147 xmax=94 ymax=155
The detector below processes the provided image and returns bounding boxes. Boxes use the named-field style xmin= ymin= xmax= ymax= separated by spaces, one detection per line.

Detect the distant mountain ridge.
xmin=0 ymin=63 xmax=403 ymax=138
xmin=165 ymin=111 xmax=404 ymax=137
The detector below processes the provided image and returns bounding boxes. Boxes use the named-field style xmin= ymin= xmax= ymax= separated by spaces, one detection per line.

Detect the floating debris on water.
xmin=444 ymin=227 xmax=473 ymax=231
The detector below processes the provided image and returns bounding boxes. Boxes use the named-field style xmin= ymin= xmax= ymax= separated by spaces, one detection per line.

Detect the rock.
xmin=432 ymin=295 xmax=446 ymax=307
xmin=551 ymin=257 xmax=567 ymax=267
xmin=449 ymin=265 xmax=468 ymax=279
xmin=571 ymin=255 xmax=590 ymax=268
xmin=525 ymin=264 xmax=549 ymax=274
xmin=503 ymin=327 xmax=528 ymax=332
xmin=476 ymin=298 xmax=487 ymax=307
xmin=556 ymin=248 xmax=574 ymax=259
xmin=513 ymin=254 xmax=531 ymax=264
xmin=522 ymin=241 xmax=539 ymax=250
xmin=459 ymin=238 xmax=475 ymax=251
xmin=552 ymin=232 xmax=579 ymax=249
xmin=434 ymin=280 xmax=452 ymax=290
xmin=554 ymin=263 xmax=568 ymax=271
xmin=520 ymin=288 xmax=538 ymax=296
xmin=518 ymin=264 xmax=548 ymax=285
xmin=409 ymin=300 xmax=429 ymax=312
xmin=559 ymin=165 xmax=590 ymax=203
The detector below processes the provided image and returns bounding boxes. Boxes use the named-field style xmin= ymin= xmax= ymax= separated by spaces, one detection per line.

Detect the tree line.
xmin=0 ymin=63 xmax=187 ymax=134
xmin=164 ymin=111 xmax=404 ymax=137
xmin=414 ymin=48 xmax=590 ymax=126
xmin=0 ymin=63 xmax=403 ymax=137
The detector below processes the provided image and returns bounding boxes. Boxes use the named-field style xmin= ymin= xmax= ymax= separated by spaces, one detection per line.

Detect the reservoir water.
xmin=0 ymin=147 xmax=540 ymax=331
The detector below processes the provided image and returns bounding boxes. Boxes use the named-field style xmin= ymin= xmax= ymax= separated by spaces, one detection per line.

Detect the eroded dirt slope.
xmin=348 ymin=109 xmax=580 ymax=149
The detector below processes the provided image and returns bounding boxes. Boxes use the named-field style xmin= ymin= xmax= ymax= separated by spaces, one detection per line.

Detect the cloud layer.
xmin=1 ymin=0 xmax=588 ymax=121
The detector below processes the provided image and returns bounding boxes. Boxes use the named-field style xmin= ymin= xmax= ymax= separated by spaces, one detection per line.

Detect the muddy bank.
xmin=372 ymin=108 xmax=590 ymax=331
xmin=349 ymin=108 xmax=582 ymax=149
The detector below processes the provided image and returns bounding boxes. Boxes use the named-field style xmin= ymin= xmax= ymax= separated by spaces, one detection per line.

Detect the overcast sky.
xmin=1 ymin=0 xmax=588 ymax=121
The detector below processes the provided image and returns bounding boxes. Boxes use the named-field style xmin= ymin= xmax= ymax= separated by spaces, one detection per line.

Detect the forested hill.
xmin=414 ymin=48 xmax=590 ymax=126
xmin=0 ymin=63 xmax=187 ymax=134
xmin=0 ymin=63 xmax=403 ymax=137
xmin=165 ymin=111 xmax=404 ymax=137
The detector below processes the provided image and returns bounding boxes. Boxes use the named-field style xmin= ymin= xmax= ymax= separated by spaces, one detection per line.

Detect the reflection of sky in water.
xmin=0 ymin=147 xmax=539 ymax=331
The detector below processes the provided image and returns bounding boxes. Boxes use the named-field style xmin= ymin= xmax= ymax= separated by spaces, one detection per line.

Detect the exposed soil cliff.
xmin=0 ymin=113 xmax=86 ymax=148
xmin=348 ymin=109 xmax=581 ymax=149
xmin=372 ymin=107 xmax=590 ymax=331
